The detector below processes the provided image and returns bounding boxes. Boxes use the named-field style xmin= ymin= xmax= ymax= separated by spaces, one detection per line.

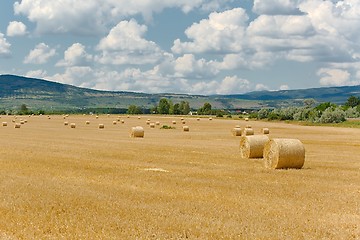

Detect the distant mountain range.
xmin=0 ymin=74 xmax=359 ymax=111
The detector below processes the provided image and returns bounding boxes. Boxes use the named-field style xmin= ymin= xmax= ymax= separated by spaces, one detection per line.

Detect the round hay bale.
xmin=155 ymin=121 xmax=160 ymax=125
xmin=70 ymin=123 xmax=76 ymax=128
xmin=262 ymin=128 xmax=270 ymax=134
xmin=131 ymin=126 xmax=144 ymax=138
xmin=121 ymin=119 xmax=125 ymax=123
xmin=63 ymin=116 xmax=66 ymax=119
xmin=242 ymin=128 xmax=254 ymax=136
xmin=85 ymin=121 xmax=90 ymax=125
xmin=240 ymin=135 xmax=270 ymax=158
xmin=246 ymin=125 xmax=252 ymax=128
xmin=24 ymin=120 xmax=28 ymax=123
xmin=127 ymin=115 xmax=130 ymax=118
xmin=149 ymin=123 xmax=155 ymax=128
xmin=263 ymin=138 xmax=305 ymax=169
xmin=65 ymin=115 xmax=69 ymax=117
xmin=209 ymin=117 xmax=213 ymax=121
xmin=20 ymin=120 xmax=25 ymax=125
xmin=99 ymin=124 xmax=105 ymax=129
xmin=232 ymin=127 xmax=242 ymax=137
xmin=180 ymin=117 xmax=184 ymax=121
xmin=14 ymin=123 xmax=21 ymax=128
xmin=64 ymin=122 xmax=69 ymax=126
xmin=244 ymin=117 xmax=249 ymax=121
xmin=183 ymin=126 xmax=190 ymax=132
xmin=12 ymin=119 xmax=15 ymax=123
xmin=197 ymin=118 xmax=200 ymax=121
xmin=138 ymin=116 xmax=141 ymax=119
xmin=172 ymin=121 xmax=176 ymax=125
xmin=146 ymin=120 xmax=150 ymax=125
xmin=235 ymin=125 xmax=241 ymax=128
xmin=113 ymin=121 xmax=117 ymax=125
xmin=96 ymin=116 xmax=99 ymax=119
xmin=2 ymin=122 xmax=8 ymax=127
xmin=182 ymin=121 xmax=186 ymax=124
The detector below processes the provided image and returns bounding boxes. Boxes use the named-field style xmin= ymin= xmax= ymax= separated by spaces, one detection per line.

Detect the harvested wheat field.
xmin=0 ymin=115 xmax=359 ymax=239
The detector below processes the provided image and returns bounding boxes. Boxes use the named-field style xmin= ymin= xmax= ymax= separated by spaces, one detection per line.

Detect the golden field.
xmin=0 ymin=114 xmax=359 ymax=239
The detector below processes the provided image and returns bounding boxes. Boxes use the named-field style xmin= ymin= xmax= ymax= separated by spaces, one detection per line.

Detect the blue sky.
xmin=1 ymin=0 xmax=360 ymax=94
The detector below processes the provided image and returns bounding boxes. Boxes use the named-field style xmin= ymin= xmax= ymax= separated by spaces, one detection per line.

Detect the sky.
xmin=1 ymin=0 xmax=360 ymax=95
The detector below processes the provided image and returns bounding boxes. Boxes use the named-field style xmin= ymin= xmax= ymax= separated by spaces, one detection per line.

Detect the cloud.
xmin=317 ymin=68 xmax=351 ymax=86
xmin=216 ymin=76 xmax=250 ymax=94
xmin=96 ymin=19 xmax=164 ymax=65
xmin=0 ymin=33 xmax=11 ymax=57
xmin=26 ymin=69 xmax=48 ymax=79
xmin=172 ymin=8 xmax=248 ymax=54
xmin=6 ymin=21 xmax=28 ymax=36
xmin=13 ymin=0 xmax=233 ymax=35
xmin=24 ymin=43 xmax=56 ymax=64
xmin=279 ymin=84 xmax=289 ymax=90
xmin=255 ymin=84 xmax=269 ymax=91
xmin=253 ymin=0 xmax=300 ymax=15
xmin=57 ymin=43 xmax=93 ymax=67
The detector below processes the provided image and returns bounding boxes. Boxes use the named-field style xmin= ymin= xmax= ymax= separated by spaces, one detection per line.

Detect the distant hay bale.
xmin=117 ymin=118 xmax=120 ymax=122
xmin=14 ymin=123 xmax=21 ymax=128
xmin=99 ymin=124 xmax=105 ymax=129
xmin=242 ymin=128 xmax=254 ymax=136
xmin=121 ymin=120 xmax=125 ymax=123
xmin=172 ymin=120 xmax=177 ymax=124
xmin=197 ymin=118 xmax=200 ymax=121
xmin=2 ymin=122 xmax=7 ymax=127
xmin=183 ymin=126 xmax=190 ymax=132
xmin=146 ymin=120 xmax=150 ymax=125
xmin=113 ymin=121 xmax=117 ymax=125
xmin=138 ymin=116 xmax=141 ymax=119
xmin=246 ymin=125 xmax=252 ymax=128
xmin=182 ymin=121 xmax=186 ymax=124
xmin=155 ymin=121 xmax=160 ymax=125
xmin=12 ymin=119 xmax=15 ymax=123
xmin=209 ymin=117 xmax=213 ymax=121
xmin=107 ymin=114 xmax=110 ymax=117
xmin=180 ymin=117 xmax=184 ymax=121
xmin=262 ymin=128 xmax=270 ymax=134
xmin=240 ymin=135 xmax=270 ymax=158
xmin=65 ymin=114 xmax=69 ymax=117
xmin=24 ymin=120 xmax=28 ymax=123
xmin=20 ymin=120 xmax=25 ymax=125
xmin=244 ymin=117 xmax=249 ymax=121
xmin=235 ymin=125 xmax=241 ymax=128
xmin=131 ymin=126 xmax=144 ymax=138
xmin=150 ymin=123 xmax=155 ymax=128
xmin=232 ymin=127 xmax=242 ymax=136
xmin=127 ymin=115 xmax=130 ymax=118
xmin=264 ymin=138 xmax=305 ymax=169
xmin=70 ymin=123 xmax=76 ymax=128
xmin=64 ymin=122 xmax=69 ymax=126
xmin=85 ymin=121 xmax=90 ymax=125
xmin=63 ymin=116 xmax=66 ymax=119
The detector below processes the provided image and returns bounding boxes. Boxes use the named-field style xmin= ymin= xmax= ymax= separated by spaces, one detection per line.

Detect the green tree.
xmin=172 ymin=103 xmax=181 ymax=115
xmin=345 ymin=96 xmax=360 ymax=107
xmin=198 ymin=102 xmax=212 ymax=115
xmin=127 ymin=105 xmax=143 ymax=114
xmin=18 ymin=104 xmax=29 ymax=115
xmin=179 ymin=101 xmax=190 ymax=115
xmin=303 ymin=98 xmax=316 ymax=108
xmin=158 ymin=98 xmax=171 ymax=114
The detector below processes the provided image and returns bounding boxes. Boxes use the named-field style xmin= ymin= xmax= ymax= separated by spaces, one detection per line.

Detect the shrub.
xmin=160 ymin=125 xmax=176 ymax=129
xmin=319 ymin=108 xmax=346 ymax=123
xmin=257 ymin=108 xmax=269 ymax=119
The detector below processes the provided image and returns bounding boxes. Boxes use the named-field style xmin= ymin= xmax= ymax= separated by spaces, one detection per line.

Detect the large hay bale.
xmin=149 ymin=123 xmax=155 ymax=128
xmin=14 ymin=123 xmax=21 ymax=128
xmin=232 ymin=127 xmax=242 ymax=136
xmin=131 ymin=126 xmax=144 ymax=138
xmin=2 ymin=122 xmax=7 ymax=127
xmin=99 ymin=124 xmax=105 ymax=129
xmin=263 ymin=138 xmax=305 ymax=169
xmin=240 ymin=135 xmax=270 ymax=158
xmin=85 ymin=121 xmax=90 ymax=125
xmin=113 ymin=121 xmax=117 ymax=125
xmin=70 ymin=123 xmax=76 ymax=128
xmin=242 ymin=128 xmax=254 ymax=136
xmin=172 ymin=120 xmax=177 ymax=125
xmin=155 ymin=121 xmax=160 ymax=126
xmin=262 ymin=128 xmax=270 ymax=134
xmin=183 ymin=126 xmax=190 ymax=132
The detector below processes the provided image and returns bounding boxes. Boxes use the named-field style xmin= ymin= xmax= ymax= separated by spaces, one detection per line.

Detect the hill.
xmin=0 ymin=74 xmax=359 ymax=111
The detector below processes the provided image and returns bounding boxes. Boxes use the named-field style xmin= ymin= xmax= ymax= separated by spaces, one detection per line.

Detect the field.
xmin=0 ymin=115 xmax=359 ymax=239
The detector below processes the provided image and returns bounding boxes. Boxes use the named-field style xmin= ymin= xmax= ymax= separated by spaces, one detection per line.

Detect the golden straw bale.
xmin=150 ymin=123 xmax=155 ymax=128
xmin=172 ymin=121 xmax=177 ymax=125
xmin=242 ymin=128 xmax=254 ymax=136
xmin=182 ymin=121 xmax=186 ymax=124
xmin=232 ymin=127 xmax=242 ymax=137
xmin=70 ymin=123 xmax=76 ymax=128
xmin=14 ymin=123 xmax=21 ymax=128
xmin=263 ymin=138 xmax=305 ymax=169
xmin=12 ymin=119 xmax=15 ymax=123
xmin=113 ymin=121 xmax=117 ymax=125
xmin=138 ymin=116 xmax=141 ymax=119
xmin=146 ymin=120 xmax=150 ymax=125
xmin=64 ymin=122 xmax=69 ymax=126
xmin=262 ymin=128 xmax=270 ymax=134
xmin=155 ymin=121 xmax=160 ymax=125
xmin=183 ymin=126 xmax=190 ymax=132
xmin=244 ymin=117 xmax=249 ymax=121
xmin=240 ymin=135 xmax=270 ymax=158
xmin=180 ymin=117 xmax=184 ymax=121
xmin=131 ymin=126 xmax=144 ymax=138
xmin=235 ymin=125 xmax=241 ymax=128
xmin=20 ymin=120 xmax=25 ymax=125
xmin=2 ymin=122 xmax=7 ymax=127
xmin=99 ymin=124 xmax=105 ymax=129
xmin=85 ymin=121 xmax=90 ymax=125
xmin=197 ymin=118 xmax=200 ymax=121
xmin=209 ymin=117 xmax=213 ymax=121
xmin=121 ymin=120 xmax=125 ymax=123
xmin=246 ymin=125 xmax=252 ymax=128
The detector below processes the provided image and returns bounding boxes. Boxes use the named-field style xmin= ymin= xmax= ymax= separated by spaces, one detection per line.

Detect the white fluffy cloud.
xmin=172 ymin=8 xmax=248 ymax=54
xmin=57 ymin=43 xmax=92 ymax=67
xmin=0 ymin=33 xmax=11 ymax=57
xmin=13 ymin=0 xmax=232 ymax=35
xmin=216 ymin=76 xmax=250 ymax=94
xmin=96 ymin=20 xmax=164 ymax=65
xmin=317 ymin=68 xmax=351 ymax=86
xmin=26 ymin=69 xmax=48 ymax=79
xmin=24 ymin=43 xmax=56 ymax=64
xmin=6 ymin=21 xmax=27 ymax=36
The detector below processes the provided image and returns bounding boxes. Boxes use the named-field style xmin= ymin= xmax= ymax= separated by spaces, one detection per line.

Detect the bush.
xmin=319 ymin=108 xmax=346 ymax=123
xmin=345 ymin=107 xmax=360 ymax=118
xmin=257 ymin=108 xmax=269 ymax=119
xmin=160 ymin=125 xmax=176 ymax=129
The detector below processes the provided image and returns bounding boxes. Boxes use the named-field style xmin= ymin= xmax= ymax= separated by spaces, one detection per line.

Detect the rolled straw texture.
xmin=240 ymin=135 xmax=269 ymax=158
xmin=263 ymin=138 xmax=305 ymax=169
xmin=131 ymin=126 xmax=144 ymax=138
